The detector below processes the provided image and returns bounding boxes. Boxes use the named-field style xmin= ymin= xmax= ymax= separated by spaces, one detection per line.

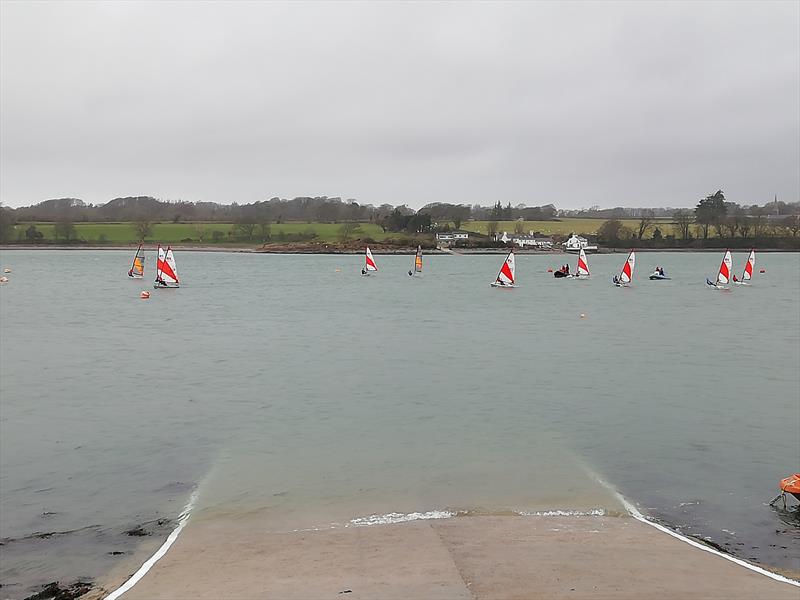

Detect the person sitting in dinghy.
xmin=733 ymin=274 xmax=738 ymax=283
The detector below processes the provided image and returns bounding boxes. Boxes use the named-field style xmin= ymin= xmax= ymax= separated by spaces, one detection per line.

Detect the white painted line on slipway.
xmin=103 ymin=490 xmax=198 ymax=600
xmin=607 ymin=484 xmax=800 ymax=587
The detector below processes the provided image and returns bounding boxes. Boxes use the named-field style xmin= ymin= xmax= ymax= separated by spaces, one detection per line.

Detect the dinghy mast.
xmin=491 ymin=250 xmax=516 ymax=287
xmin=576 ymin=248 xmax=590 ymax=277
xmin=128 ymin=242 xmax=145 ymax=278
xmin=617 ymin=250 xmax=635 ymax=284
xmin=742 ymin=249 xmax=755 ymax=281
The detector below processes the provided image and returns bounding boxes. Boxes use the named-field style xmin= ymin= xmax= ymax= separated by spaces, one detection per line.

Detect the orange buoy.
xmin=140 ymin=291 xmax=150 ymax=299
xmin=780 ymin=473 xmax=800 ymax=500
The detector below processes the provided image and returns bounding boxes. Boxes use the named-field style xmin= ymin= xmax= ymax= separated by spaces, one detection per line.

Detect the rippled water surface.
xmin=1 ymin=249 xmax=798 ymax=595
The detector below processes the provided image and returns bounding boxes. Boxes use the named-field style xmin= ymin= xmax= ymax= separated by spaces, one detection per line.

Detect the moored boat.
xmin=490 ymin=250 xmax=516 ymax=288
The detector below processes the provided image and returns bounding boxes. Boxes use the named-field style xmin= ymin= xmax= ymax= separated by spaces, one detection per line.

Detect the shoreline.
xmin=92 ymin=512 xmax=799 ymax=600
xmin=1 ymin=244 xmax=797 ymax=255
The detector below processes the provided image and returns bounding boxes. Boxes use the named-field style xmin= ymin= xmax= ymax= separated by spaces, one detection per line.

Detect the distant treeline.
xmin=0 ymin=196 xmax=560 ymax=226
xmin=0 ymin=191 xmax=798 ymax=246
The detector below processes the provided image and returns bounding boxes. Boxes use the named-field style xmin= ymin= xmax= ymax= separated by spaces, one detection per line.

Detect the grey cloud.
xmin=1 ymin=1 xmax=797 ymax=208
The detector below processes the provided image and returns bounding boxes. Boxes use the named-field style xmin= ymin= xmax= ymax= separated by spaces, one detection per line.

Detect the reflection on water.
xmin=0 ymin=249 xmax=798 ymax=595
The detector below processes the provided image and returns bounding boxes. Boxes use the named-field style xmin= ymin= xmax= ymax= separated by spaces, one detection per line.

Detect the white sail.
xmin=155 ymin=245 xmax=180 ymax=287
xmin=618 ymin=250 xmax=635 ymax=283
xmin=576 ymin=248 xmax=590 ymax=277
xmin=717 ymin=249 xmax=732 ymax=285
xmin=742 ymin=249 xmax=755 ymax=281
xmin=365 ymin=246 xmax=378 ymax=272
xmin=493 ymin=250 xmax=515 ymax=286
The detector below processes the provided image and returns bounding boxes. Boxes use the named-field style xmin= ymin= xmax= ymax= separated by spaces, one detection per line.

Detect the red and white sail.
xmin=618 ymin=250 xmax=635 ymax=284
xmin=365 ymin=246 xmax=378 ymax=272
xmin=155 ymin=245 xmax=180 ymax=286
xmin=576 ymin=248 xmax=590 ymax=277
xmin=716 ymin=249 xmax=732 ymax=285
xmin=493 ymin=250 xmax=515 ymax=286
xmin=742 ymin=249 xmax=755 ymax=281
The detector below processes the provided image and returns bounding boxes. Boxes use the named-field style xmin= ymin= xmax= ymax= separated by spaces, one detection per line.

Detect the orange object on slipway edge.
xmin=771 ymin=473 xmax=800 ymax=508
xmin=780 ymin=473 xmax=800 ymax=500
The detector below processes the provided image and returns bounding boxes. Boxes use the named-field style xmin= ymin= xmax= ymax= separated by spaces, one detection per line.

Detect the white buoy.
xmin=140 ymin=290 xmax=150 ymax=299
xmin=580 ymin=313 xmax=586 ymax=319
xmin=3 ymin=268 xmax=10 ymax=273
xmin=0 ymin=276 xmax=9 ymax=283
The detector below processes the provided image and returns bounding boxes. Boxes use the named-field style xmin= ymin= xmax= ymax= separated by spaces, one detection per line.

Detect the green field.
xmin=12 ymin=221 xmax=393 ymax=244
xmin=11 ymin=217 xmax=683 ymax=244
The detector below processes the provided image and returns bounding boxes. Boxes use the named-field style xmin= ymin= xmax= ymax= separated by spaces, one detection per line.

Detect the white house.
xmin=563 ymin=233 xmax=598 ymax=253
xmin=498 ymin=231 xmax=554 ymax=248
xmin=436 ymin=230 xmax=471 ymax=244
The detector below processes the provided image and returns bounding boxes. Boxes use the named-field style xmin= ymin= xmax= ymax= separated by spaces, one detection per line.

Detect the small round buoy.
xmin=3 ymin=268 xmax=10 ymax=273
xmin=759 ymin=269 xmax=765 ymax=273
xmin=140 ymin=291 xmax=150 ymax=299
xmin=547 ymin=268 xmax=553 ymax=273
xmin=0 ymin=276 xmax=8 ymax=283
xmin=335 ymin=267 xmax=341 ymax=272
xmin=580 ymin=313 xmax=586 ymax=319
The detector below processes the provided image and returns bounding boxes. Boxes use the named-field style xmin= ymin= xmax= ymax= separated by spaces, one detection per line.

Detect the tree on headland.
xmin=54 ymin=218 xmax=77 ymax=241
xmin=695 ymin=190 xmax=727 ymax=239
xmin=133 ymin=218 xmax=154 ymax=240
xmin=338 ymin=221 xmax=362 ymax=242
xmin=487 ymin=220 xmax=499 ymax=238
xmin=514 ymin=220 xmax=525 ymax=234
xmin=232 ymin=221 xmax=257 ymax=241
xmin=597 ymin=219 xmax=626 ymax=242
xmin=672 ymin=210 xmax=693 ymax=240
xmin=636 ymin=209 xmax=655 ymax=240
xmin=25 ymin=224 xmax=44 ymax=241
xmin=782 ymin=214 xmax=800 ymax=237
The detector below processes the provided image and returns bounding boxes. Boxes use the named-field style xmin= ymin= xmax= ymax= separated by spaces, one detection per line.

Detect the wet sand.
xmin=100 ymin=514 xmax=797 ymax=600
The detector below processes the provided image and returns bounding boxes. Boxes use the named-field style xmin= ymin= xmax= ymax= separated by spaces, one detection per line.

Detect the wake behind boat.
xmin=612 ymin=250 xmax=635 ymax=287
xmin=154 ymin=245 xmax=180 ymax=288
xmin=361 ymin=246 xmax=378 ymax=276
xmin=408 ymin=245 xmax=422 ymax=277
xmin=490 ymin=250 xmax=516 ymax=287
xmin=706 ymin=249 xmax=732 ymax=289
xmin=127 ymin=242 xmax=145 ymax=279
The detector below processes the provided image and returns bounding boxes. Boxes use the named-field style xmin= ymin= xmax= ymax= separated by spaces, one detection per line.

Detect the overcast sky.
xmin=1 ymin=1 xmax=798 ymax=209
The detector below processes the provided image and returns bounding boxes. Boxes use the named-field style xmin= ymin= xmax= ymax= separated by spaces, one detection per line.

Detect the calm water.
xmin=1 ymin=249 xmax=798 ymax=596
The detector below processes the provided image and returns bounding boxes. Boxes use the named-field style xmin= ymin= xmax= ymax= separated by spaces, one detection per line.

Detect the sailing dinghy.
xmin=734 ymin=249 xmax=755 ymax=285
xmin=361 ymin=246 xmax=378 ymax=275
xmin=408 ymin=245 xmax=423 ymax=276
xmin=154 ymin=245 xmax=180 ymax=288
xmin=128 ymin=242 xmax=145 ymax=279
xmin=613 ymin=250 xmax=635 ymax=286
xmin=706 ymin=249 xmax=732 ymax=289
xmin=574 ymin=248 xmax=590 ymax=279
xmin=490 ymin=250 xmax=516 ymax=287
